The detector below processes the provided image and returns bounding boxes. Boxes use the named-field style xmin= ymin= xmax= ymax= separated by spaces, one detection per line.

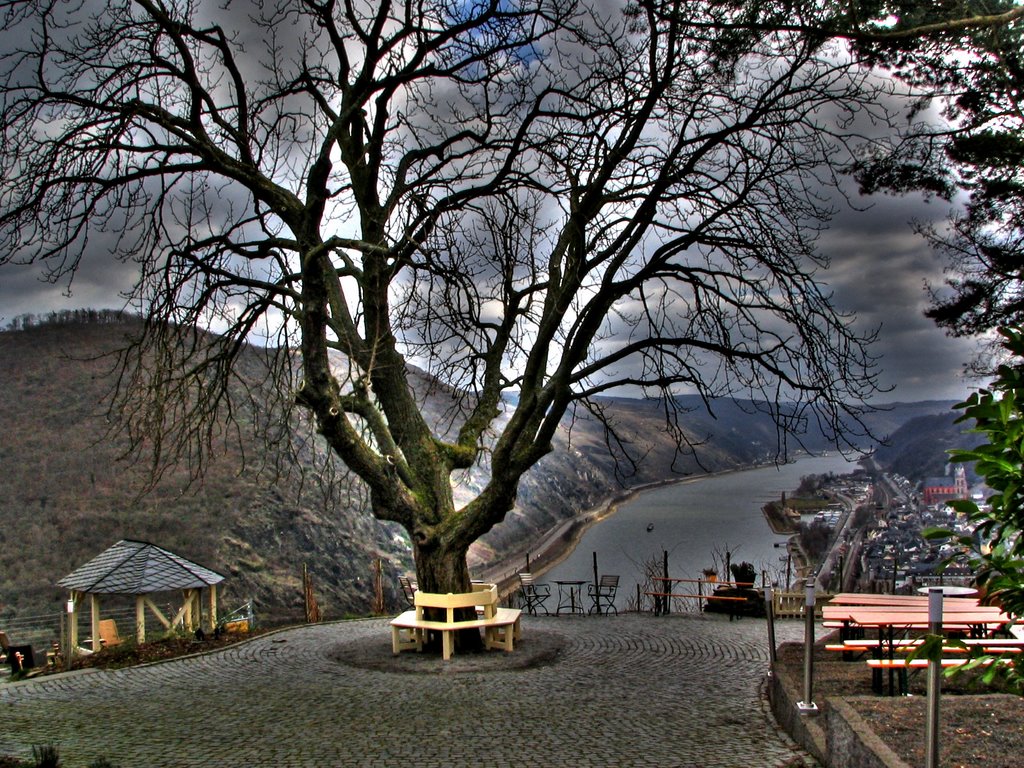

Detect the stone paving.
xmin=0 ymin=613 xmax=818 ymax=767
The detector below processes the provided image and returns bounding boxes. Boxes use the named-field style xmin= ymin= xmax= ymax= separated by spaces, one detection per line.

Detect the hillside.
xmin=0 ymin=318 xmax=679 ymax=621
xmin=0 ymin=319 xmax=412 ymax=622
xmin=0 ymin=317 xmax=952 ymax=623
xmin=872 ymin=410 xmax=985 ymax=483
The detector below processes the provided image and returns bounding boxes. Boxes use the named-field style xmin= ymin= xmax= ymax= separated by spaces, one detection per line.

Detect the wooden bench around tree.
xmin=390 ymin=583 xmax=522 ymax=661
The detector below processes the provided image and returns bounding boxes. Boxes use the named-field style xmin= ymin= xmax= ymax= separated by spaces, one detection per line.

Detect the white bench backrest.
xmin=414 ymin=584 xmax=498 ymax=622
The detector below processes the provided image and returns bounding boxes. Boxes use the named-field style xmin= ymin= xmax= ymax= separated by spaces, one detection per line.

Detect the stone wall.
xmin=768 ymin=660 xmax=911 ymax=768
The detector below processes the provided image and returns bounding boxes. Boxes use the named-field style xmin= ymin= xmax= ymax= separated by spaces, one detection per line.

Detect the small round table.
xmin=554 ymin=580 xmax=586 ymax=615
xmin=916 ymin=585 xmax=978 ymax=597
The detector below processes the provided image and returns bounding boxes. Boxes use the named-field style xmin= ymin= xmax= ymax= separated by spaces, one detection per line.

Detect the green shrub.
xmin=30 ymin=746 xmax=59 ymax=768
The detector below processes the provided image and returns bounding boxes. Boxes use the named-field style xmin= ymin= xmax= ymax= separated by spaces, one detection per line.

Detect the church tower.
xmin=954 ymin=464 xmax=968 ymax=499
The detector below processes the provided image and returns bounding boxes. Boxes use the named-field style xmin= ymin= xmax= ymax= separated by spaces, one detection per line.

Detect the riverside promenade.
xmin=0 ymin=614 xmax=817 ymax=767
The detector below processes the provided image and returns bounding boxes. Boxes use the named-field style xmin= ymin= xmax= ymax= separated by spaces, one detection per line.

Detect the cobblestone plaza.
xmin=0 ymin=614 xmax=817 ymax=767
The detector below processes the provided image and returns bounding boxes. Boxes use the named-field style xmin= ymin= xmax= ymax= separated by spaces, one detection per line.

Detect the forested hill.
xmin=0 ymin=317 xmax=956 ymax=621
xmin=872 ymin=411 xmax=985 ymax=483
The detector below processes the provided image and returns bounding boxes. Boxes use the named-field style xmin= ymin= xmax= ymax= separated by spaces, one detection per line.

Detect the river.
xmin=539 ymin=454 xmax=859 ymax=612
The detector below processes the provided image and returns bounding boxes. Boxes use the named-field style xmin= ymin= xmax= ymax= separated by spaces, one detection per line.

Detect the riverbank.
xmin=481 ymin=454 xmax=856 ymax=600
xmin=475 ymin=484 xmax=648 ymax=593
xmin=760 ymin=500 xmax=814 ymax=590
xmin=762 ymin=499 xmax=800 ymax=535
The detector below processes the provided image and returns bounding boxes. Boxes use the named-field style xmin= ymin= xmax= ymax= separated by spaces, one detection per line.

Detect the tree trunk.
xmin=413 ymin=538 xmax=484 ymax=653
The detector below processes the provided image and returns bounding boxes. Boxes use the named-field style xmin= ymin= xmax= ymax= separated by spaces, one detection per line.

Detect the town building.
xmin=922 ymin=465 xmax=969 ymax=506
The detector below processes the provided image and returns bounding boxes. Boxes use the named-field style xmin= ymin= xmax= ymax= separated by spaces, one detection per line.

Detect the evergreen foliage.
xmin=928 ymin=327 xmax=1024 ymax=691
xmin=845 ymin=2 xmax=1024 ymax=339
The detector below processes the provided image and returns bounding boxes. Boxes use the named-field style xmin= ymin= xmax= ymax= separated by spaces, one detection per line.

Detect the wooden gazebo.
xmin=58 ymin=539 xmax=226 ymax=651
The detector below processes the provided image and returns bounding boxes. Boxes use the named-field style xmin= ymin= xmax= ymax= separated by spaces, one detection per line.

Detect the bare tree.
xmin=1 ymin=0 xmax=888 ymax=612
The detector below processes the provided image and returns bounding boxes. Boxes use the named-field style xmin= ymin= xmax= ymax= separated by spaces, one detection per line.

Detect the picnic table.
xmin=825 ymin=593 xmax=985 ymax=608
xmin=821 ymin=592 xmax=1012 ymax=695
xmin=821 ymin=604 xmax=1010 ymax=634
xmin=822 ymin=593 xmax=1008 ymax=637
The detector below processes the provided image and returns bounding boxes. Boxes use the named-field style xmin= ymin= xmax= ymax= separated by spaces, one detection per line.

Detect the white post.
xmin=65 ymin=595 xmax=76 ymax=666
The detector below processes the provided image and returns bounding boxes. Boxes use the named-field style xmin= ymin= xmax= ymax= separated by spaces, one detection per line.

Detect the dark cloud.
xmin=0 ymin=200 xmax=983 ymax=404
xmin=820 ymin=189 xmax=981 ymax=403
xmin=0 ymin=2 xmax=986 ymax=405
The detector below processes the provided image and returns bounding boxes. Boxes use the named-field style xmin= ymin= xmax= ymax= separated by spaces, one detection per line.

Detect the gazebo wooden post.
xmin=183 ymin=589 xmax=195 ymax=632
xmin=135 ymin=595 xmax=146 ymax=643
xmin=208 ymin=585 xmax=218 ymax=633
xmin=90 ymin=593 xmax=101 ymax=652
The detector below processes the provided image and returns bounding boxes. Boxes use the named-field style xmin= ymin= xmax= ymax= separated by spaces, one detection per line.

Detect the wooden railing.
xmin=772 ymin=591 xmax=834 ymax=619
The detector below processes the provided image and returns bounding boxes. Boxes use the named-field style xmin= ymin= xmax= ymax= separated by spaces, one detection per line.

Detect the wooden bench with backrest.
xmin=390 ymin=583 xmax=521 ymax=661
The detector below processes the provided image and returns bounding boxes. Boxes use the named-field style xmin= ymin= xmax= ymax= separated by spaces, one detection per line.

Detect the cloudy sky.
xmin=0 ymin=187 xmax=982 ymax=406
xmin=818 ymin=186 xmax=984 ymax=404
xmin=0 ymin=1 xmax=988 ymax=407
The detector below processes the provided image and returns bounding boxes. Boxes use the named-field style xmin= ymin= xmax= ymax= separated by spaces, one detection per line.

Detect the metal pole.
xmin=662 ymin=550 xmax=670 ymax=616
xmin=764 ymin=584 xmax=777 ymax=667
xmin=593 ymin=552 xmax=600 ymax=615
xmin=925 ymin=587 xmax=943 ymax=768
xmin=797 ymin=578 xmax=818 ymax=715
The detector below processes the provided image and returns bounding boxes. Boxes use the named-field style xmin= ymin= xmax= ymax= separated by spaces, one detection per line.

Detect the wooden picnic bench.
xmin=645 ymin=577 xmax=758 ymax=616
xmin=390 ymin=583 xmax=521 ymax=661
xmin=865 ymin=656 xmax=1010 ymax=670
xmin=866 ymin=654 xmax=1012 ymax=695
xmin=828 ymin=637 xmax=1024 ymax=653
xmin=825 ymin=637 xmax=1024 ymax=667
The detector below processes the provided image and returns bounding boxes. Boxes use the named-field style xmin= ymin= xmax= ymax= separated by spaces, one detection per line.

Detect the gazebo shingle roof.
xmin=57 ymin=539 xmax=225 ymax=595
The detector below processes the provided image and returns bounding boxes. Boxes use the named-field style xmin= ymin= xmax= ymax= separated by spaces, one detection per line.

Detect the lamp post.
xmin=797 ymin=577 xmax=818 ymax=715
xmin=64 ymin=597 xmax=75 ymax=669
xmin=925 ymin=587 xmax=943 ymax=768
